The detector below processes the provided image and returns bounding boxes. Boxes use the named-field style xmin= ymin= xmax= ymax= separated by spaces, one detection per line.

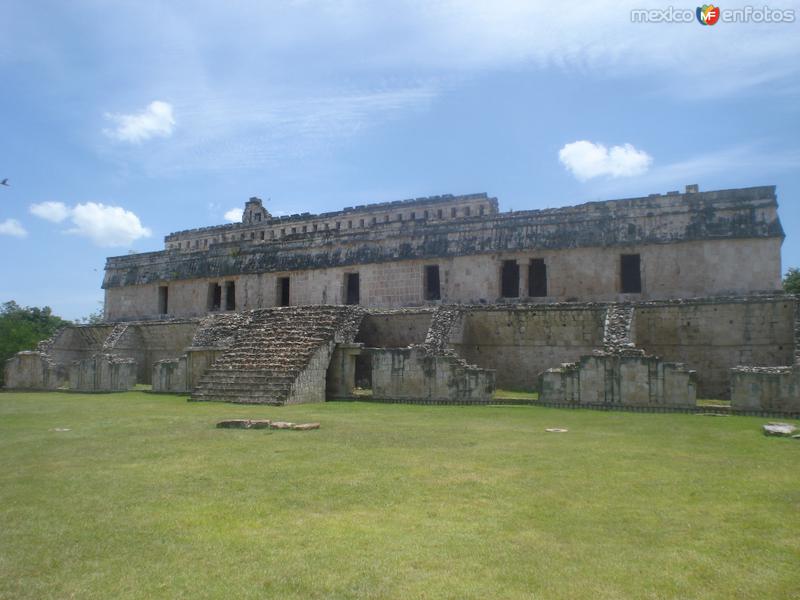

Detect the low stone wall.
xmin=152 ymin=347 xmax=225 ymax=393
xmin=152 ymin=357 xmax=187 ymax=393
xmin=730 ymin=366 xmax=799 ymax=413
xmin=369 ymin=347 xmax=495 ymax=404
xmin=3 ymin=352 xmax=66 ymax=390
xmin=68 ymin=354 xmax=137 ymax=392
xmin=540 ymin=352 xmax=696 ymax=408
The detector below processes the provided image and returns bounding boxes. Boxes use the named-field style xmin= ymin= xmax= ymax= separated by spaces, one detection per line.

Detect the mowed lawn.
xmin=0 ymin=392 xmax=798 ymax=600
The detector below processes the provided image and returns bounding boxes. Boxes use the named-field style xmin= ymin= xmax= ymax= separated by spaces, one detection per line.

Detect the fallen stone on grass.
xmin=762 ymin=422 xmax=797 ymax=437
xmin=291 ymin=422 xmax=320 ymax=431
xmin=216 ymin=419 xmax=271 ymax=429
xmin=216 ymin=419 xmax=320 ymax=430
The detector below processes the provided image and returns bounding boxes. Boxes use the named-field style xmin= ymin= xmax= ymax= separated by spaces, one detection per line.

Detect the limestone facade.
xmin=103 ymin=186 xmax=783 ymax=321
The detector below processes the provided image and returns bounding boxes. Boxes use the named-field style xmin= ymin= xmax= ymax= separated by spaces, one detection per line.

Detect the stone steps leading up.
xmin=191 ymin=306 xmax=364 ymax=404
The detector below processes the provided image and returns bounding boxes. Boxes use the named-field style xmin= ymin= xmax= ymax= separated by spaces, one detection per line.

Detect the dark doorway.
xmin=501 ymin=260 xmax=520 ymax=298
xmin=224 ymin=281 xmax=236 ymax=310
xmin=278 ymin=277 xmax=290 ymax=306
xmin=345 ymin=273 xmax=360 ymax=305
xmin=354 ymin=354 xmax=372 ymax=390
xmin=529 ymin=259 xmax=547 ymax=297
xmin=158 ymin=285 xmax=169 ymax=314
xmin=208 ymin=283 xmax=222 ymax=311
xmin=424 ymin=265 xmax=441 ymax=300
xmin=621 ymin=254 xmax=642 ymax=293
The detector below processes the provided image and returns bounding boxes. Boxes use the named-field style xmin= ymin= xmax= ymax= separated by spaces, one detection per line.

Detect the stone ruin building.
xmin=4 ymin=184 xmax=799 ymax=414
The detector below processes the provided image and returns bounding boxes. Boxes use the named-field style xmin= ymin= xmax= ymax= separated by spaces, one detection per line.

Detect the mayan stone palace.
xmin=4 ymin=184 xmax=799 ymax=413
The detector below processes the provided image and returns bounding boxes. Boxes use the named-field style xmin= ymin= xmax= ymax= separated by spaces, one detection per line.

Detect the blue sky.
xmin=1 ymin=1 xmax=799 ymax=320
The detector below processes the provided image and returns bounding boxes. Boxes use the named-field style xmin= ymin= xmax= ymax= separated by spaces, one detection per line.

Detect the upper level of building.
xmin=164 ymin=192 xmax=498 ymax=252
xmin=104 ymin=184 xmax=784 ymax=292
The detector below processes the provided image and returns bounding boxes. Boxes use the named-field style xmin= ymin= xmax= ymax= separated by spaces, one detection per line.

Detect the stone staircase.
xmin=191 ymin=306 xmax=363 ymax=404
xmin=602 ymin=303 xmax=641 ymax=354
xmin=102 ymin=323 xmax=129 ymax=351
xmin=422 ymin=306 xmax=463 ymax=354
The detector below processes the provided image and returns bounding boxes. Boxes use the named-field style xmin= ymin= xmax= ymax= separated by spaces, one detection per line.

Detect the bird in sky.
xmin=0 ymin=179 xmax=9 ymax=187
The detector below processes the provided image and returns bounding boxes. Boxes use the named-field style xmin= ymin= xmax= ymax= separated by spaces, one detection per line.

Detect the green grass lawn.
xmin=493 ymin=388 xmax=538 ymax=401
xmin=0 ymin=392 xmax=798 ymax=599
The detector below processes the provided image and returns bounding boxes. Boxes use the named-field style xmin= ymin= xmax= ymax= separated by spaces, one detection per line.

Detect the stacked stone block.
xmin=68 ymin=353 xmax=137 ymax=392
xmin=368 ymin=347 xmax=495 ymax=404
xmin=3 ymin=351 xmax=65 ymax=390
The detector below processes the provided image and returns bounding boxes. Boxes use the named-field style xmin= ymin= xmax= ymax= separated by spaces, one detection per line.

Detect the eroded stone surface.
xmin=762 ymin=422 xmax=797 ymax=436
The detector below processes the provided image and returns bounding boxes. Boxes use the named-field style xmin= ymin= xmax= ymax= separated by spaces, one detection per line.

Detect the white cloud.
xmin=104 ymin=100 xmax=175 ymax=143
xmin=0 ymin=219 xmax=27 ymax=238
xmin=28 ymin=201 xmax=152 ymax=246
xmin=223 ymin=208 xmax=243 ymax=222
xmin=559 ymin=140 xmax=653 ymax=181
xmin=589 ymin=144 xmax=800 ymax=197
xmin=67 ymin=202 xmax=151 ymax=247
xmin=29 ymin=201 xmax=70 ymax=223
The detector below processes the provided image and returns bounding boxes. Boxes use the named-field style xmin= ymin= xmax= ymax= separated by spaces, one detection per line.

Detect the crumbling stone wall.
xmin=633 ymin=296 xmax=794 ymax=398
xmin=539 ymin=302 xmax=696 ymax=406
xmin=105 ymin=320 xmax=199 ymax=384
xmin=368 ymin=347 xmax=494 ymax=404
xmin=540 ymin=353 xmax=697 ymax=408
xmin=450 ymin=305 xmax=605 ymax=391
xmin=730 ymin=366 xmax=799 ymax=413
xmin=45 ymin=325 xmax=115 ymax=366
xmin=3 ymin=352 xmax=65 ymax=390
xmin=68 ymin=354 xmax=137 ymax=392
xmin=152 ymin=357 xmax=187 ymax=393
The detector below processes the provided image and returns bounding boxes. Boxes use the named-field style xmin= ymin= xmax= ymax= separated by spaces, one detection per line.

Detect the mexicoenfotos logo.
xmin=630 ymin=5 xmax=796 ymax=23
xmin=696 ymin=4 xmax=721 ymax=24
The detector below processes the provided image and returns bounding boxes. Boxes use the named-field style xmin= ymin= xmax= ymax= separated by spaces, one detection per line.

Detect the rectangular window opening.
xmin=208 ymin=283 xmax=222 ymax=312
xmin=424 ymin=265 xmax=441 ymax=301
xmin=529 ymin=259 xmax=548 ymax=297
xmin=501 ymin=260 xmax=520 ymax=298
xmin=224 ymin=281 xmax=236 ymax=311
xmin=158 ymin=285 xmax=169 ymax=314
xmin=278 ymin=277 xmax=290 ymax=306
xmin=345 ymin=273 xmax=360 ymax=305
xmin=621 ymin=254 xmax=642 ymax=293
